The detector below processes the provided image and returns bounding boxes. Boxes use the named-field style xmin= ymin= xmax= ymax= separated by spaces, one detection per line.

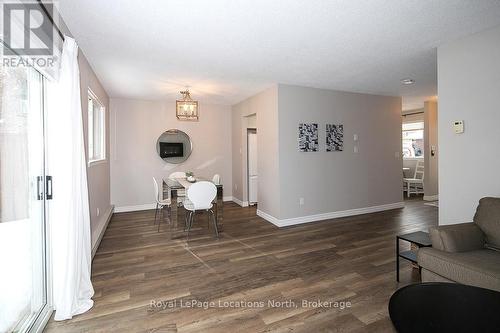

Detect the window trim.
xmin=87 ymin=89 xmax=106 ymax=166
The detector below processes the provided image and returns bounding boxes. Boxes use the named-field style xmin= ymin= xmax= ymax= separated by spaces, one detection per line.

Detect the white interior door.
xmin=248 ymin=130 xmax=258 ymax=204
xmin=0 ymin=66 xmax=50 ymax=332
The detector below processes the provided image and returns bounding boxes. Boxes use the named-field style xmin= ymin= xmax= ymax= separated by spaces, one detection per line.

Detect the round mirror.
xmin=156 ymin=129 xmax=193 ymax=164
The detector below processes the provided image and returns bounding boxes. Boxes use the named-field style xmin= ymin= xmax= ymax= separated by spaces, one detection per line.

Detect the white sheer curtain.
xmin=47 ymin=37 xmax=94 ymax=320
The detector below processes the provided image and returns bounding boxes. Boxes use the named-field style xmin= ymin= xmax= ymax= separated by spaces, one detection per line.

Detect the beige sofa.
xmin=417 ymin=197 xmax=500 ymax=292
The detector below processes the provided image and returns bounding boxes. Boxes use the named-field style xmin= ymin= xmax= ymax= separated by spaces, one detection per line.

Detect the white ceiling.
xmin=58 ymin=0 xmax=500 ymax=109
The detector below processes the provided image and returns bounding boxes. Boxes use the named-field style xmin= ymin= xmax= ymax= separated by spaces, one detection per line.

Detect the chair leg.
xmin=207 ymin=210 xmax=210 ymax=229
xmin=407 ymin=182 xmax=411 ymax=198
xmin=154 ymin=203 xmax=159 ymax=224
xmin=210 ymin=209 xmax=219 ymax=239
xmin=157 ymin=205 xmax=163 ymax=232
xmin=187 ymin=211 xmax=194 ymax=240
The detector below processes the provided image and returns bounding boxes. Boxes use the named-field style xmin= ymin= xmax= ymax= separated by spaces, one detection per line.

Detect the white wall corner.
xmin=232 ymin=197 xmax=249 ymax=207
xmin=259 ymin=202 xmax=404 ymax=228
xmin=92 ymin=205 xmax=114 ymax=258
xmin=256 ymin=209 xmax=281 ymax=226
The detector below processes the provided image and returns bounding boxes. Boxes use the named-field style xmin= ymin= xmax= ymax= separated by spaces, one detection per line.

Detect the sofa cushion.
xmin=429 ymin=223 xmax=485 ymax=252
xmin=418 ymin=247 xmax=500 ymax=292
xmin=474 ymin=197 xmax=500 ymax=250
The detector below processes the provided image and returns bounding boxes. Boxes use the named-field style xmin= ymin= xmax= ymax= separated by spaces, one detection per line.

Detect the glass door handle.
xmin=46 ymin=176 xmax=53 ymax=200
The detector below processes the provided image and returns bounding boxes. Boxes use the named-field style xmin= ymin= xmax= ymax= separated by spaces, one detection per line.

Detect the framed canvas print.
xmin=326 ymin=124 xmax=344 ymax=151
xmin=298 ymin=123 xmax=318 ymax=152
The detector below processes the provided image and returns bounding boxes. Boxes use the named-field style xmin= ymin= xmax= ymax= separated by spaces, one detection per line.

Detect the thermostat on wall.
xmin=453 ymin=120 xmax=464 ymax=134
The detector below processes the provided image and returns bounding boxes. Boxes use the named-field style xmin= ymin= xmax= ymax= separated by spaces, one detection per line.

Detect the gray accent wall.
xmin=277 ymin=84 xmax=403 ymax=220
xmin=110 ymin=99 xmax=233 ymax=210
xmin=231 ymin=84 xmax=403 ymax=223
xmin=438 ymin=25 xmax=500 ymax=225
xmin=78 ymin=53 xmax=112 ymax=248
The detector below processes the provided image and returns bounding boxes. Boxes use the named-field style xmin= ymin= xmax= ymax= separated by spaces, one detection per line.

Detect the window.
xmin=88 ymin=90 xmax=105 ymax=163
xmin=402 ymin=122 xmax=424 ymax=158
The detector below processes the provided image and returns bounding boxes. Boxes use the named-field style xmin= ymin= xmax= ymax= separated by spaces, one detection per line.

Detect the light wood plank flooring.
xmin=44 ymin=198 xmax=437 ymax=333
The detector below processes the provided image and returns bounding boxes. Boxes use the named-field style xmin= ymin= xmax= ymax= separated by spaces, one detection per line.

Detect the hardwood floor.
xmin=44 ymin=198 xmax=437 ymax=333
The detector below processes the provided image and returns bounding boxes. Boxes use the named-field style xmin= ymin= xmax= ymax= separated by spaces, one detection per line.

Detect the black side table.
xmin=396 ymin=231 xmax=431 ymax=282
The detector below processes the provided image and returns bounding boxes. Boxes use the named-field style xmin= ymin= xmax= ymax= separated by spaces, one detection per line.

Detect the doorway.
xmin=247 ymin=129 xmax=257 ymax=205
xmin=0 ymin=66 xmax=52 ymax=332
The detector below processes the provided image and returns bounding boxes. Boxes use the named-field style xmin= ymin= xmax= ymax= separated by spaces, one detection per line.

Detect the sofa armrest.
xmin=429 ymin=223 xmax=485 ymax=252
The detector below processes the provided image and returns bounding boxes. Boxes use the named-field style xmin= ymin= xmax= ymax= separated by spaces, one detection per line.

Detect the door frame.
xmin=246 ymin=128 xmax=257 ymax=205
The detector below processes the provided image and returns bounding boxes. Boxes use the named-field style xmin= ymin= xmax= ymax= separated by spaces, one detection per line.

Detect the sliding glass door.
xmin=0 ymin=65 xmax=50 ymax=332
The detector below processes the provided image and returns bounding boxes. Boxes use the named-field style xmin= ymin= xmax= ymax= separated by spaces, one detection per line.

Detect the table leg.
xmin=216 ymin=187 xmax=223 ymax=231
xmin=163 ymin=182 xmax=178 ymax=228
xmin=171 ymin=195 xmax=178 ymax=227
xmin=396 ymin=237 xmax=400 ymax=282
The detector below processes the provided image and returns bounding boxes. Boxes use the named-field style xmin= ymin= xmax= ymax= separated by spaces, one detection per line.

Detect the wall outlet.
xmin=353 ymin=134 xmax=358 ymax=141
xmin=354 ymin=146 xmax=359 ymax=153
xmin=96 ymin=208 xmax=100 ymax=217
xmin=299 ymin=197 xmax=305 ymax=206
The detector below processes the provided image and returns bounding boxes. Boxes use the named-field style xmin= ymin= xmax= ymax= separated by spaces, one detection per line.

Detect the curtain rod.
xmin=37 ymin=0 xmax=65 ymax=41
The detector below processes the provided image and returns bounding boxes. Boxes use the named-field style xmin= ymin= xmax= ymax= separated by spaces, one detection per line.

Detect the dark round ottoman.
xmin=389 ymin=282 xmax=500 ymax=333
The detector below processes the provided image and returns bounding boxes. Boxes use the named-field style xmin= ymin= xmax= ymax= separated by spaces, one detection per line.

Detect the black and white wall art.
xmin=298 ymin=123 xmax=319 ymax=152
xmin=326 ymin=124 xmax=344 ymax=151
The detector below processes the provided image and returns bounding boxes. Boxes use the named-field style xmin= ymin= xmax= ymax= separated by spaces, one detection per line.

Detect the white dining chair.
xmin=184 ymin=181 xmax=218 ymax=239
xmin=404 ymin=160 xmax=424 ymax=197
xmin=168 ymin=171 xmax=187 ymax=198
xmin=153 ymin=177 xmax=171 ymax=231
xmin=212 ymin=174 xmax=221 ymax=185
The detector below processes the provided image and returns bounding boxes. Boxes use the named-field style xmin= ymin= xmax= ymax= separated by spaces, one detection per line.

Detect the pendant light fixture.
xmin=176 ymin=88 xmax=199 ymax=121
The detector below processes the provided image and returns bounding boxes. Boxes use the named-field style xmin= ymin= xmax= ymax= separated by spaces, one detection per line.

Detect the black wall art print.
xmin=298 ymin=123 xmax=319 ymax=152
xmin=326 ymin=124 xmax=344 ymax=151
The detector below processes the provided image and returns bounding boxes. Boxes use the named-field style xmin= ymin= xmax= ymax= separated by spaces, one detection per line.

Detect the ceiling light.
xmin=176 ymin=89 xmax=199 ymax=121
xmin=401 ymin=78 xmax=415 ymax=85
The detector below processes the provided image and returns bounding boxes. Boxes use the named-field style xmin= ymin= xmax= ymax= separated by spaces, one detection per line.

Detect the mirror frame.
xmin=156 ymin=129 xmax=193 ymax=164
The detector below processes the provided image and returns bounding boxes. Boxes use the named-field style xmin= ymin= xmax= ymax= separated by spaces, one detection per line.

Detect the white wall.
xmin=277 ymin=84 xmax=403 ymax=221
xmin=438 ymin=25 xmax=500 ymax=225
xmin=232 ymin=86 xmax=280 ymax=217
xmin=110 ymin=99 xmax=232 ymax=210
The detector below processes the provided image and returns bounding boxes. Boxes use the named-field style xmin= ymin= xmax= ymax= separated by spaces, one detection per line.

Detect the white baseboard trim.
xmin=116 ymin=197 xmax=233 ymax=213
xmin=257 ymin=202 xmax=405 ymax=228
xmin=423 ymin=195 xmax=439 ymax=201
xmin=232 ymin=197 xmax=249 ymax=207
xmin=114 ymin=203 xmax=156 ymax=213
xmin=92 ymin=205 xmax=114 ymax=258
